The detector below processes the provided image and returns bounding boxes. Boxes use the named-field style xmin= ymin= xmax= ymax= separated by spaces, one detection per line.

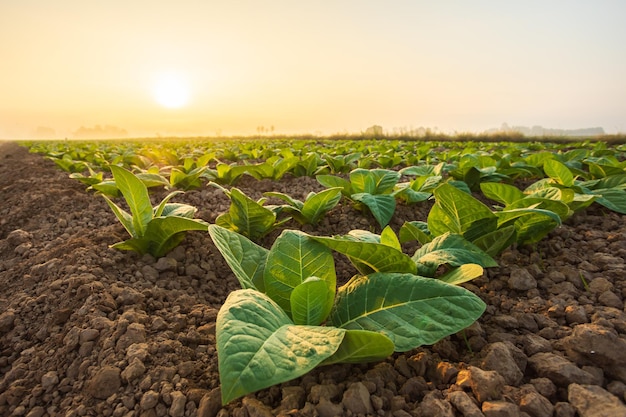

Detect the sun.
xmin=151 ymin=72 xmax=191 ymax=109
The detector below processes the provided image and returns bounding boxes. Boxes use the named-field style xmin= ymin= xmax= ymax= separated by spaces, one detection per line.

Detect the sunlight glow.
xmin=152 ymin=72 xmax=190 ymax=109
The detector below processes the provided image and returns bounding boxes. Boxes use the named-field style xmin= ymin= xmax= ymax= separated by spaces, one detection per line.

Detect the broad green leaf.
xmin=330 ymin=273 xmax=486 ymax=352
xmin=438 ymin=263 xmax=484 ymax=285
xmin=300 ymin=187 xmax=343 ymax=225
xmin=311 ymin=235 xmax=416 ymax=276
xmin=217 ymin=290 xmax=345 ymax=404
xmin=142 ymin=216 xmax=209 ymax=257
xmin=480 ymin=182 xmax=524 ymax=205
xmin=208 ymin=225 xmax=269 ymax=291
xmin=110 ymin=165 xmax=153 ymax=237
xmin=226 ymin=187 xmax=277 ymax=240
xmin=316 ymin=175 xmax=352 ymax=195
xmin=159 ymin=202 xmax=197 ymax=218
xmin=322 ymin=329 xmax=395 ymax=365
xmin=399 ymin=221 xmax=432 ymax=245
xmin=380 ymin=226 xmax=401 ymax=250
xmin=153 ymin=191 xmax=185 ymax=217
xmin=352 ymin=193 xmax=396 ymax=228
xmin=393 ymin=184 xmax=432 ymax=204
xmin=544 ymin=159 xmax=574 ymax=187
xmin=472 ymin=225 xmax=517 ymax=257
xmin=428 ymin=183 xmax=497 ymax=241
xmin=290 ymin=277 xmax=334 ymax=326
xmin=349 ymin=169 xmax=376 ymax=194
xmin=412 ymin=233 xmax=498 ymax=277
xmin=264 ymin=230 xmax=336 ymax=313
xmin=593 ymin=188 xmax=626 ymax=214
xmin=264 ymin=191 xmax=304 ymax=210
xmin=368 ymin=169 xmax=401 ymax=194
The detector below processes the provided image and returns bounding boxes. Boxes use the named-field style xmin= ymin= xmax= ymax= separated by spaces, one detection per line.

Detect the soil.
xmin=0 ymin=140 xmax=625 ymax=417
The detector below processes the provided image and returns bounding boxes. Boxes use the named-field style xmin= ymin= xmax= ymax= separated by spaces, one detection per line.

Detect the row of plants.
xmin=24 ymin=139 xmax=626 ymax=404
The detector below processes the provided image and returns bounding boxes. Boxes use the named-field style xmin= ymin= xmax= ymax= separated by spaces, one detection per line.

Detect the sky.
xmin=1 ymin=0 xmax=625 ymax=139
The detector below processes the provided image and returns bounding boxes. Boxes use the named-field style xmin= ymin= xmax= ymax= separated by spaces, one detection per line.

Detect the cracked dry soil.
xmin=1 ymin=141 xmax=625 ymax=417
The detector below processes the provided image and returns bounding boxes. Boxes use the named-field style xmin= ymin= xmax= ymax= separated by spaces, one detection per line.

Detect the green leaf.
xmin=224 ymin=187 xmax=277 ymax=240
xmin=352 ymin=193 xmax=396 ymax=228
xmin=322 ymin=329 xmax=395 ymax=365
xmin=316 ymin=175 xmax=352 ymax=195
xmin=438 ymin=263 xmax=484 ymax=285
xmin=290 ymin=277 xmax=334 ymax=326
xmin=217 ymin=290 xmax=345 ymax=404
xmin=592 ymin=188 xmax=626 ymax=214
xmin=380 ymin=226 xmax=401 ymax=250
xmin=141 ymin=216 xmax=209 ymax=258
xmin=153 ymin=191 xmax=185 ymax=217
xmin=101 ymin=194 xmax=135 ymax=237
xmin=399 ymin=221 xmax=432 ymax=245
xmin=300 ymin=187 xmax=343 ymax=225
xmin=472 ymin=225 xmax=517 ymax=257
xmin=544 ymin=159 xmax=574 ymax=187
xmin=480 ymin=182 xmax=524 ymax=205
xmin=264 ymin=230 xmax=336 ymax=313
xmin=208 ymin=225 xmax=269 ymax=291
xmin=330 ymin=273 xmax=486 ymax=352
xmin=412 ymin=233 xmax=498 ymax=277
xmin=311 ymin=235 xmax=417 ymax=276
xmin=428 ymin=183 xmax=497 ymax=241
xmin=110 ymin=165 xmax=153 ymax=237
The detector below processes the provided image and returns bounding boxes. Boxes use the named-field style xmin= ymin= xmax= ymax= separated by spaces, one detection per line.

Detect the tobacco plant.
xmin=211 ymin=183 xmax=289 ymax=241
xmin=208 ymin=225 xmax=486 ymax=404
xmin=264 ymin=187 xmax=343 ymax=225
xmin=101 ymin=165 xmax=209 ymax=257
xmin=317 ymin=168 xmax=401 ymax=228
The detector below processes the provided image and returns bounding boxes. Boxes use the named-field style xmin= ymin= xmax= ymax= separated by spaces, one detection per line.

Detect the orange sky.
xmin=1 ymin=1 xmax=625 ymax=139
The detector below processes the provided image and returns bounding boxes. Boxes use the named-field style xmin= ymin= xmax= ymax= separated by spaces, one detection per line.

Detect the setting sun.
xmin=151 ymin=72 xmax=190 ymax=109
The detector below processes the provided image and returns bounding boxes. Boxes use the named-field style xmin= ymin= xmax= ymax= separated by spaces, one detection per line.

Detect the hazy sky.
xmin=1 ymin=1 xmax=625 ymax=139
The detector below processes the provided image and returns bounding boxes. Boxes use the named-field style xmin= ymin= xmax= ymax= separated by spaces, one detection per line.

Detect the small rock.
xmin=562 ymin=323 xmax=626 ymax=383
xmin=447 ymin=390 xmax=484 ymax=417
xmin=598 ymin=291 xmax=623 ymax=309
xmin=126 ymin=342 xmax=149 ymax=362
xmin=482 ymin=400 xmax=521 ymax=417
xmin=79 ymin=328 xmax=100 ymax=343
xmin=309 ymin=384 xmax=342 ymax=403
xmin=25 ymin=406 xmax=45 ymax=417
xmin=457 ymin=366 xmax=505 ymax=403
xmin=316 ymin=398 xmax=343 ymax=417
xmin=521 ymin=334 xmax=552 ymax=356
xmin=481 ymin=342 xmax=525 ymax=386
xmin=564 ymin=305 xmax=588 ymax=324
xmin=280 ymin=386 xmax=305 ymax=411
xmin=41 ymin=371 xmax=59 ymax=391
xmin=554 ymin=401 xmax=576 ymax=417
xmin=508 ymin=267 xmax=537 ymax=291
xmin=519 ymin=391 xmax=554 ymax=417
xmin=121 ymin=358 xmax=146 ymax=382
xmin=196 ymin=388 xmax=222 ymax=417
xmin=342 ymin=382 xmax=373 ymax=415
xmin=242 ymin=397 xmax=274 ymax=417
xmin=587 ymin=277 xmax=613 ymax=294
xmin=568 ymin=383 xmax=626 ymax=417
xmin=169 ymin=391 xmax=186 ymax=417
xmin=416 ymin=390 xmax=455 ymax=417
xmin=86 ymin=366 xmax=122 ymax=399
xmin=155 ymin=257 xmax=177 ymax=272
xmin=140 ymin=390 xmax=160 ymax=410
xmin=0 ymin=310 xmax=16 ymax=333
xmin=528 ymin=352 xmax=596 ymax=387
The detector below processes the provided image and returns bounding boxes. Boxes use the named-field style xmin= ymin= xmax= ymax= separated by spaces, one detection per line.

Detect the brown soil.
xmin=0 ymin=141 xmax=625 ymax=417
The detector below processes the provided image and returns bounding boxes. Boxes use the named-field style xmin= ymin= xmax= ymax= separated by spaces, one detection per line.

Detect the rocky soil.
xmin=1 ymin=140 xmax=625 ymax=417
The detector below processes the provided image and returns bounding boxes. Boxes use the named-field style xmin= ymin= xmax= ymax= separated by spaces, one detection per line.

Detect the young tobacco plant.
xmin=208 ymin=225 xmax=487 ymax=404
xmin=211 ymin=183 xmax=290 ymax=241
xmin=101 ymin=165 xmax=209 ymax=257
xmin=263 ymin=187 xmax=343 ymax=225
xmin=317 ymin=168 xmax=400 ymax=228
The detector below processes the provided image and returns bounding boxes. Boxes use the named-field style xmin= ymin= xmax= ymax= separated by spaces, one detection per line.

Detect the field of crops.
xmin=1 ymin=138 xmax=625 ymax=417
